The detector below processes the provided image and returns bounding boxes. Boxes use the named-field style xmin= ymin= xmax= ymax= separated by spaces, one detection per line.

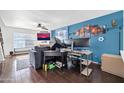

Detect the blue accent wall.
xmin=52 ymin=11 xmax=123 ymax=63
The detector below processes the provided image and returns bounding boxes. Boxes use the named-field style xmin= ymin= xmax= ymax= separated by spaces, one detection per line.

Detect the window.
xmin=13 ymin=32 xmax=36 ymax=49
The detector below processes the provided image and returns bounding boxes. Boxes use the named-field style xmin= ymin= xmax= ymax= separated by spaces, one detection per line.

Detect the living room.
xmin=0 ymin=10 xmax=124 ymax=83
xmin=1 ymin=0 xmax=124 ymax=93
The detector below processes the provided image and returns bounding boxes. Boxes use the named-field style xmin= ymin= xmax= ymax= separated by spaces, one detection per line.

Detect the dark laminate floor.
xmin=0 ymin=54 xmax=124 ymax=83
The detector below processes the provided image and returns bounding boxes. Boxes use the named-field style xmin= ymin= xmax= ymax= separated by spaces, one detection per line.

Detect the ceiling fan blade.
xmin=42 ymin=26 xmax=48 ymax=30
xmin=37 ymin=23 xmax=48 ymax=30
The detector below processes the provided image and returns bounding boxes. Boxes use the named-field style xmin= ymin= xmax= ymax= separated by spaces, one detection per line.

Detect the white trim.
xmin=91 ymin=61 xmax=101 ymax=65
xmin=120 ymin=50 xmax=124 ymax=63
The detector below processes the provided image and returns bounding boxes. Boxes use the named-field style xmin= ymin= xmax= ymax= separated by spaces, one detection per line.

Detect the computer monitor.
xmin=73 ymin=38 xmax=89 ymax=47
xmin=64 ymin=39 xmax=72 ymax=47
xmin=37 ymin=33 xmax=50 ymax=40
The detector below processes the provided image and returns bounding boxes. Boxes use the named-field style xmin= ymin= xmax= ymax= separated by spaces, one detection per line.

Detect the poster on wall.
xmin=75 ymin=28 xmax=91 ymax=38
xmin=55 ymin=27 xmax=68 ymax=42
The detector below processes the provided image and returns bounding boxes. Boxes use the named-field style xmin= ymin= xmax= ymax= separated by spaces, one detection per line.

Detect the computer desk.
xmin=62 ymin=48 xmax=93 ymax=77
xmin=43 ymin=50 xmax=67 ymax=71
xmin=43 ymin=49 xmax=93 ymax=77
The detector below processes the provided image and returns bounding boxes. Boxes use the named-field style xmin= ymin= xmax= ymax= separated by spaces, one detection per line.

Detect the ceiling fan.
xmin=37 ymin=23 xmax=48 ymax=30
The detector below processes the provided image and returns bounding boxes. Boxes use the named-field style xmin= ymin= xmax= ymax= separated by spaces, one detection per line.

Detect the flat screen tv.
xmin=73 ymin=38 xmax=89 ymax=47
xmin=37 ymin=33 xmax=50 ymax=40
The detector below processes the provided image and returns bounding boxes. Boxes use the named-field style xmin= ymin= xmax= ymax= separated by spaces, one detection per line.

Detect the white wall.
xmin=0 ymin=17 xmax=40 ymax=56
xmin=3 ymin=26 xmax=40 ymax=56
xmin=0 ymin=17 xmax=5 ymax=60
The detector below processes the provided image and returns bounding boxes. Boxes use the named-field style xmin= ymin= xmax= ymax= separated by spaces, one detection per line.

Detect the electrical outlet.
xmin=94 ymin=55 xmax=97 ymax=58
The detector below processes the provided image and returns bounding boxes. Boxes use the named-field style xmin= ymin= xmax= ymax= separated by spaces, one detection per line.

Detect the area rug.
xmin=16 ymin=59 xmax=30 ymax=71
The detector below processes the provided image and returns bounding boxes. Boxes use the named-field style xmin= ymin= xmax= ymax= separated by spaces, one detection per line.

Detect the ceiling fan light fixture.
xmin=37 ymin=23 xmax=42 ymax=27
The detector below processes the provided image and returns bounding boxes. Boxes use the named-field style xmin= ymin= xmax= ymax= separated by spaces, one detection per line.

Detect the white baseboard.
xmin=91 ymin=61 xmax=101 ymax=65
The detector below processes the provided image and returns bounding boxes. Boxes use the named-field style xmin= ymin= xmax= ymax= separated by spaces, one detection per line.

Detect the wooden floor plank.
xmin=0 ymin=54 xmax=124 ymax=83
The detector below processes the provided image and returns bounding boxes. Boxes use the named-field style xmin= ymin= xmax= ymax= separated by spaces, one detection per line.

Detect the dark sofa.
xmin=29 ymin=46 xmax=50 ymax=69
xmin=29 ymin=43 xmax=68 ymax=69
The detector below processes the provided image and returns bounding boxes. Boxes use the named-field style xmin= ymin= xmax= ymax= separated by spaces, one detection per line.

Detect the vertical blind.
xmin=13 ymin=32 xmax=36 ymax=49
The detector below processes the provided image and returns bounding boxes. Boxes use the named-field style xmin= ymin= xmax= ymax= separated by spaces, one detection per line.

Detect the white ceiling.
xmin=0 ymin=10 xmax=117 ymax=31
